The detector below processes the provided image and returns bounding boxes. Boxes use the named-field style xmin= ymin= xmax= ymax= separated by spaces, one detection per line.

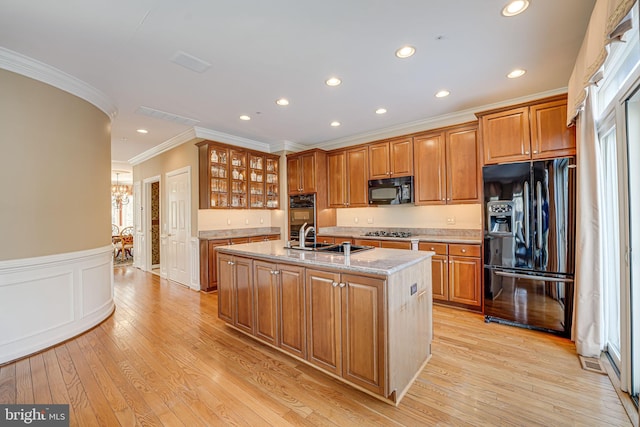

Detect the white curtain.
xmin=568 ymin=0 xmax=636 ymax=356
xmin=574 ymin=89 xmax=603 ymax=357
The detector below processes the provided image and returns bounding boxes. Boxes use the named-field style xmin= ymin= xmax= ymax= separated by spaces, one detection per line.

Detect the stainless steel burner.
xmin=364 ymin=230 xmax=412 ymax=238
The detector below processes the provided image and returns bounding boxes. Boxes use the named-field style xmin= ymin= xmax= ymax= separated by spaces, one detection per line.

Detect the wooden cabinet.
xmin=414 ymin=122 xmax=480 ymax=205
xmin=197 ymin=140 xmax=280 ymax=209
xmin=199 ymin=235 xmax=278 ymax=291
xmin=253 ymin=261 xmax=306 ymax=358
xmin=248 ymin=153 xmax=280 ymax=209
xmin=368 ymin=137 xmax=413 ymax=179
xmin=306 ymin=269 xmax=385 ymax=395
xmin=287 ymin=149 xmax=327 ymax=194
xmin=478 ymin=95 xmax=575 ymax=165
xmin=328 ymin=146 xmax=369 ymax=208
xmin=217 ymin=253 xmax=253 ymax=334
xmin=419 ymin=242 xmax=481 ymax=310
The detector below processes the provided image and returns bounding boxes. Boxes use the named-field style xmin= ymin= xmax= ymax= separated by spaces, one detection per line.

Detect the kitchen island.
xmin=216 ymin=240 xmax=433 ymax=405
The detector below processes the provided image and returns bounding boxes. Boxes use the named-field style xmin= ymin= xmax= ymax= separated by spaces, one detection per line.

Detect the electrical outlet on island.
xmin=447 ymin=217 xmax=456 ymax=225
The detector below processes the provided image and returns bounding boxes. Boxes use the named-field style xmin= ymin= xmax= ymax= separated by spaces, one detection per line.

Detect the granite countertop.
xmin=198 ymin=227 xmax=281 ymax=240
xmin=216 ymin=240 xmax=433 ymax=276
xmin=317 ymin=227 xmax=482 ymax=244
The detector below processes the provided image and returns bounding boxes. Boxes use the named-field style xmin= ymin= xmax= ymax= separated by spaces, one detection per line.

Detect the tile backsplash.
xmin=336 ymin=204 xmax=482 ymax=230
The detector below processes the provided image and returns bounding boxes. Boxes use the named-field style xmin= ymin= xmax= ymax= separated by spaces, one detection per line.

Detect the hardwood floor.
xmin=0 ymin=266 xmax=632 ymax=426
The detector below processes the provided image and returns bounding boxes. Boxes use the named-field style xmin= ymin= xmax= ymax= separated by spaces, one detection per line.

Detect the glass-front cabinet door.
xmin=266 ymin=156 xmax=279 ymax=209
xmin=230 ymin=149 xmax=247 ymax=208
xmin=249 ymin=153 xmax=265 ymax=208
xmin=209 ymin=146 xmax=229 ymax=208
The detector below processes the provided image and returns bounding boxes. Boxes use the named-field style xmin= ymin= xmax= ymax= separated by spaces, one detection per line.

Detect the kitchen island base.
xmin=216 ymin=240 xmax=433 ymax=405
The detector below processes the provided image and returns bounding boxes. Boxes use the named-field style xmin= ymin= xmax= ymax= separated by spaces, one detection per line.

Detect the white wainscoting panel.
xmin=0 ymin=246 xmax=115 ymax=364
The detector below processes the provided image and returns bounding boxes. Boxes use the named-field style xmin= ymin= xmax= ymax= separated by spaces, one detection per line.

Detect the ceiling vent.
xmin=136 ymin=106 xmax=200 ymax=126
xmin=170 ymin=50 xmax=211 ymax=73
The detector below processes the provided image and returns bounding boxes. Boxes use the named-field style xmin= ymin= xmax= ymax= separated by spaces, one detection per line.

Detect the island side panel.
xmin=386 ymin=257 xmax=433 ymax=401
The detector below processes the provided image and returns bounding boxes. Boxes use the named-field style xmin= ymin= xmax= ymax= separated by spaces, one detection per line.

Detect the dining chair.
xmin=115 ymin=226 xmax=134 ymax=261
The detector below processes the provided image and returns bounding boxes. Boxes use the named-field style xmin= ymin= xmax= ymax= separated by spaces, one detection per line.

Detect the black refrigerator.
xmin=483 ymin=158 xmax=576 ymax=336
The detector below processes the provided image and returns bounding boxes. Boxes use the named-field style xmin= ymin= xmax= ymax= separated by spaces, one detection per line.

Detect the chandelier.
xmin=112 ymin=172 xmax=130 ymax=208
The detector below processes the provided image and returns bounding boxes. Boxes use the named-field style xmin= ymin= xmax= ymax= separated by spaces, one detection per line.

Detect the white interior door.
xmin=167 ymin=168 xmax=190 ymax=286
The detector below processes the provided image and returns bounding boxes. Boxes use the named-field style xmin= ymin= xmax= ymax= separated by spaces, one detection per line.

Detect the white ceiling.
xmin=1 ymin=0 xmax=595 ymax=167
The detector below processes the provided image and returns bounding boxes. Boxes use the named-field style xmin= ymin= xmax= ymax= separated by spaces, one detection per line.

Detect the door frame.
xmin=143 ymin=175 xmax=161 ymax=273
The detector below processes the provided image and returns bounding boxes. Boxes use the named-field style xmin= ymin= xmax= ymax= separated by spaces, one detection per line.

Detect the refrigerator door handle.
xmin=495 ymin=271 xmax=574 ymax=283
xmin=523 ymin=181 xmax=530 ymax=249
xmin=536 ymin=181 xmax=543 ymax=250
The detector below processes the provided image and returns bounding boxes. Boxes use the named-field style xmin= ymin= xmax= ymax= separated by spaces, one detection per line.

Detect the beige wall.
xmin=133 ymin=140 xmax=200 ymax=237
xmin=0 ymin=69 xmax=111 ymax=260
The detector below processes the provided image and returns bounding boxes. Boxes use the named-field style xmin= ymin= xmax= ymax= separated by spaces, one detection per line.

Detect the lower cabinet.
xmin=253 ymin=260 xmax=306 ymax=358
xmin=419 ymin=242 xmax=482 ymax=310
xmin=217 ymin=253 xmax=253 ymax=333
xmin=200 ymin=234 xmax=279 ymax=291
xmin=305 ymin=269 xmax=386 ymax=395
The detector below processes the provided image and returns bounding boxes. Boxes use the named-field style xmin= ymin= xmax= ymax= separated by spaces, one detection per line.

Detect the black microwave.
xmin=368 ymin=176 xmax=414 ymax=205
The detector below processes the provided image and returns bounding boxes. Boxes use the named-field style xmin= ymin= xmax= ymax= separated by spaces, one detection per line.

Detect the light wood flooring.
xmin=0 ymin=266 xmax=632 ymax=426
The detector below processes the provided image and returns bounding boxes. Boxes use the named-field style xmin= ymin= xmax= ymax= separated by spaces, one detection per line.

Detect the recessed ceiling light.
xmin=136 ymin=129 xmax=148 ymax=134
xmin=507 ymin=68 xmax=527 ymax=78
xmin=276 ymin=98 xmax=289 ymax=106
xmin=395 ymin=46 xmax=416 ymax=58
xmin=330 ymin=121 xmax=341 ymax=127
xmin=325 ymin=77 xmax=342 ymax=86
xmin=501 ymin=0 xmax=530 ymax=17
xmin=375 ymin=108 xmax=387 ymax=115
xmin=239 ymin=115 xmax=251 ymax=121
xmin=435 ymin=90 xmax=450 ymax=98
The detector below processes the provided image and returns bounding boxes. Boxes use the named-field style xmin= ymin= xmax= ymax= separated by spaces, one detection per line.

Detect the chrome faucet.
xmin=298 ymin=222 xmax=315 ymax=248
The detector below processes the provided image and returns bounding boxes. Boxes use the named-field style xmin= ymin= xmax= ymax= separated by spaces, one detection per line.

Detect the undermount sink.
xmin=287 ymin=242 xmax=374 ymax=254
xmin=319 ymin=243 xmax=374 ymax=254
xmin=287 ymin=242 xmax=335 ymax=251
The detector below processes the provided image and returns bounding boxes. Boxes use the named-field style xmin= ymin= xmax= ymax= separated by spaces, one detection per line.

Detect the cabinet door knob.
xmin=461 ymin=249 xmax=467 ymax=253
xmin=533 ymin=150 xmax=538 ymax=154
xmin=227 ymin=260 xmax=235 ymax=265
xmin=430 ymin=247 xmax=435 ymax=251
xmin=273 ymin=270 xmax=280 ymax=275
xmin=332 ymin=282 xmax=339 ymax=287
xmin=339 ymin=282 xmax=346 ymax=288
xmin=525 ymin=151 xmax=530 ymax=155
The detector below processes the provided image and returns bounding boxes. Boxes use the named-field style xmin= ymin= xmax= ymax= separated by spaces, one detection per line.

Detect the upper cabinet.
xmin=287 ymin=149 xmax=327 ymax=195
xmin=414 ymin=122 xmax=480 ymax=205
xmin=197 ymin=140 xmax=280 ymax=209
xmin=368 ymin=137 xmax=413 ymax=180
xmin=477 ymin=95 xmax=575 ymax=165
xmin=327 ymin=146 xmax=369 ymax=208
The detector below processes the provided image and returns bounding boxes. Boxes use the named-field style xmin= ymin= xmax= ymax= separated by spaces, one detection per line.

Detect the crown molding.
xmin=194 ymin=127 xmax=271 ymax=152
xmin=312 ymin=87 xmax=569 ymax=151
xmin=0 ymin=47 xmax=117 ymax=120
xmin=129 ymin=128 xmax=197 ymax=165
xmin=270 ymin=140 xmax=309 ymax=153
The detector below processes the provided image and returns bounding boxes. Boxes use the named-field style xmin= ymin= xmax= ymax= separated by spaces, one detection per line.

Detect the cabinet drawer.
xmin=316 ymin=235 xmax=336 ymax=244
xmin=380 ymin=240 xmax=411 ymax=250
xmin=448 ymin=244 xmax=480 ymax=257
xmin=354 ymin=238 xmax=380 ymax=247
xmin=418 ymin=242 xmax=447 ymax=255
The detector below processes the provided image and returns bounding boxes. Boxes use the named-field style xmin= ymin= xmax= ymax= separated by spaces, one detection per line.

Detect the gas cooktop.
xmin=364 ymin=230 xmax=412 ymax=238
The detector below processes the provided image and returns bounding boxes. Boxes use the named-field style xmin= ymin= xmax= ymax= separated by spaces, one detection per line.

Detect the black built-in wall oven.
xmin=289 ymin=194 xmax=315 ymax=243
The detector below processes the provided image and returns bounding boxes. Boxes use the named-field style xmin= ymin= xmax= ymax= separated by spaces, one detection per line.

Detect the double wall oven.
xmin=289 ymin=194 xmax=315 ymax=244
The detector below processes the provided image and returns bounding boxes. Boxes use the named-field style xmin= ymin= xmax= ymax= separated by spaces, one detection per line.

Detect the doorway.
xmin=144 ymin=176 xmax=161 ymax=275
